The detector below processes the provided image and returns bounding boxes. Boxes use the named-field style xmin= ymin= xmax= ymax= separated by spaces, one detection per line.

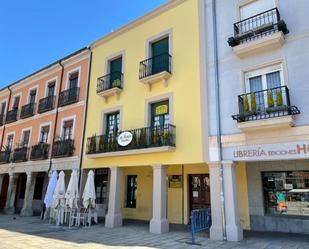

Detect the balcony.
xmin=58 ymin=87 xmax=79 ymax=107
xmin=0 ymin=150 xmax=11 ymax=164
xmin=38 ymin=96 xmax=55 ymax=113
xmin=20 ymin=103 xmax=36 ymax=119
xmin=97 ymin=72 xmax=123 ymax=102
xmin=228 ymin=8 xmax=289 ymax=58
xmin=52 ymin=139 xmax=75 ymax=158
xmin=86 ymin=124 xmax=176 ymax=157
xmin=232 ymin=86 xmax=300 ymax=131
xmin=139 ymin=53 xmax=172 ymax=90
xmin=12 ymin=147 xmax=29 ymax=163
xmin=5 ymin=109 xmax=18 ymax=124
xmin=30 ymin=143 xmax=49 ymax=160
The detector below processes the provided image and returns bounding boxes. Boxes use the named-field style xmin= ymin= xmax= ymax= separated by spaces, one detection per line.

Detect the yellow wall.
xmin=82 ymin=0 xmax=204 ymax=168
xmin=236 ymin=162 xmax=250 ymax=230
xmin=120 ymin=164 xmax=208 ymax=224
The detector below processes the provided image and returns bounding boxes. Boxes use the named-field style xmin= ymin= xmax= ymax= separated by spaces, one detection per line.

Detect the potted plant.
xmin=275 ymin=89 xmax=287 ymax=112
xmin=112 ymin=79 xmax=121 ymax=88
xmin=266 ymin=90 xmax=275 ymax=113
xmin=98 ymin=136 xmax=106 ymax=152
xmin=139 ymin=128 xmax=147 ymax=148
xmin=250 ymin=92 xmax=257 ymax=115
xmin=88 ymin=134 xmax=97 ymax=153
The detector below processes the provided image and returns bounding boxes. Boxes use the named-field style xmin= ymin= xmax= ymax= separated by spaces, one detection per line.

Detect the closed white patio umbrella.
xmin=65 ymin=170 xmax=79 ymax=209
xmin=82 ymin=170 xmax=96 ymax=209
xmin=52 ymin=171 xmax=66 ymax=209
xmin=44 ymin=171 xmax=58 ymax=208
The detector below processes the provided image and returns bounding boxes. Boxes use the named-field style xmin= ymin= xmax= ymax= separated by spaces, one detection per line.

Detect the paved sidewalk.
xmin=0 ymin=215 xmax=308 ymax=249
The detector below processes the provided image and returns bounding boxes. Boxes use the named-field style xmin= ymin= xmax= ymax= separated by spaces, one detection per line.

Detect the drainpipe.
xmin=0 ymin=86 xmax=12 ymax=150
xmin=48 ymin=61 xmax=64 ymax=173
xmin=212 ymin=0 xmax=227 ymax=240
xmin=78 ymin=47 xmax=92 ymax=192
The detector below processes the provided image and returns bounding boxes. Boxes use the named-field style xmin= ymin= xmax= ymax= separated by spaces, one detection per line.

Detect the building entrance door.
xmin=189 ymin=174 xmax=210 ymax=211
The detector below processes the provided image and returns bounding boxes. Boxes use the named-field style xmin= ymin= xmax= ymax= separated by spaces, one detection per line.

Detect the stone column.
xmin=222 ymin=161 xmax=243 ymax=241
xmin=21 ymin=172 xmax=37 ymax=216
xmin=208 ymin=163 xmax=224 ymax=240
xmin=149 ymin=164 xmax=169 ymax=234
xmin=4 ymin=173 xmax=19 ymax=214
xmin=105 ymin=167 xmax=123 ymax=228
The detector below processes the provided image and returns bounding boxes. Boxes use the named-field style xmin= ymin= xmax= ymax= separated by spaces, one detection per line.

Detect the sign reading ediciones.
xmin=223 ymin=141 xmax=309 ymax=161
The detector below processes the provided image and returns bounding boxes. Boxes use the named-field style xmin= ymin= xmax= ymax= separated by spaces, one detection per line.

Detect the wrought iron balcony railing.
xmin=5 ymin=109 xmax=18 ymax=124
xmin=52 ymin=139 xmax=75 ymax=158
xmin=86 ymin=124 xmax=176 ymax=154
xmin=228 ymin=8 xmax=289 ymax=47
xmin=38 ymin=96 xmax=55 ymax=113
xmin=232 ymin=86 xmax=300 ymax=122
xmin=0 ymin=150 xmax=11 ymax=164
xmin=97 ymin=72 xmax=123 ymax=94
xmin=30 ymin=143 xmax=49 ymax=160
xmin=58 ymin=87 xmax=79 ymax=107
xmin=139 ymin=53 xmax=172 ymax=80
xmin=12 ymin=147 xmax=29 ymax=163
xmin=20 ymin=103 xmax=36 ymax=119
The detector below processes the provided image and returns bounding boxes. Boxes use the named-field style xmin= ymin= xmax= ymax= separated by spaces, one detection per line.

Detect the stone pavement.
xmin=0 ymin=215 xmax=308 ymax=249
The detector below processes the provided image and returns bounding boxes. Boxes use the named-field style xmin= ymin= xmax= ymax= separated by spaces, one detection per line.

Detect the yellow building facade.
xmin=81 ymin=0 xmax=211 ymax=231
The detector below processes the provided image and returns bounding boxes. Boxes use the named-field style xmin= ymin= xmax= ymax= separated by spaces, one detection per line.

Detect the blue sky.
xmin=0 ymin=0 xmax=168 ymax=87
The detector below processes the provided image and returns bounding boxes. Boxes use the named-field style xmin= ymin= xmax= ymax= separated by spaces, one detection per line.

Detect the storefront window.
xmin=95 ymin=169 xmax=109 ymax=204
xmin=262 ymin=171 xmax=309 ymax=216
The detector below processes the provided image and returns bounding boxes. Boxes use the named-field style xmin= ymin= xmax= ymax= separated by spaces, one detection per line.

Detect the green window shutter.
xmin=151 ymin=37 xmax=169 ymax=75
xmin=109 ymin=57 xmax=122 ymax=87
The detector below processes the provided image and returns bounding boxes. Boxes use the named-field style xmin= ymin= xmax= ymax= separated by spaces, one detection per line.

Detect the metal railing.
xmin=30 ymin=143 xmax=49 ymax=160
xmin=58 ymin=87 xmax=79 ymax=107
xmin=52 ymin=139 xmax=75 ymax=158
xmin=232 ymin=86 xmax=300 ymax=122
xmin=139 ymin=53 xmax=172 ymax=79
xmin=0 ymin=150 xmax=11 ymax=164
xmin=97 ymin=72 xmax=123 ymax=94
xmin=5 ymin=109 xmax=18 ymax=124
xmin=228 ymin=8 xmax=289 ymax=47
xmin=12 ymin=147 xmax=29 ymax=163
xmin=87 ymin=124 xmax=176 ymax=154
xmin=38 ymin=96 xmax=55 ymax=113
xmin=20 ymin=103 xmax=36 ymax=119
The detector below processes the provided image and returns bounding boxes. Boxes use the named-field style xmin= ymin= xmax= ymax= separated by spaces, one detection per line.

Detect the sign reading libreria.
xmin=223 ymin=141 xmax=309 ymax=161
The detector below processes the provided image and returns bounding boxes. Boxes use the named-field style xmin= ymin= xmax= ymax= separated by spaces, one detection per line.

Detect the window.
xmin=0 ymin=102 xmax=6 ymax=116
xmin=109 ymin=57 xmax=122 ymax=88
xmin=95 ymin=169 xmax=109 ymax=204
xmin=151 ymin=37 xmax=169 ymax=75
xmin=62 ymin=119 xmax=74 ymax=140
xmin=12 ymin=96 xmax=20 ymax=109
xmin=28 ymin=89 xmax=37 ymax=104
xmin=151 ymin=100 xmax=169 ymax=128
xmin=68 ymin=72 xmax=79 ymax=89
xmin=126 ymin=175 xmax=137 ymax=208
xmin=6 ymin=134 xmax=14 ymax=150
xmin=40 ymin=125 xmax=50 ymax=143
xmin=33 ymin=175 xmax=45 ymax=200
xmin=105 ymin=112 xmax=120 ymax=136
xmin=240 ymin=0 xmax=275 ymax=20
xmin=47 ymin=81 xmax=55 ymax=97
xmin=262 ymin=171 xmax=309 ymax=216
xmin=21 ymin=130 xmax=31 ymax=147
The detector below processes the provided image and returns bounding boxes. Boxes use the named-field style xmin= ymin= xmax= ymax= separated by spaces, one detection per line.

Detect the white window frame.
xmin=44 ymin=76 xmax=58 ymax=97
xmin=104 ymin=51 xmax=125 ymax=76
xmin=38 ymin=122 xmax=52 ymax=143
xmin=100 ymin=106 xmax=123 ymax=135
xmin=60 ymin=115 xmax=76 ymax=140
xmin=27 ymin=85 xmax=39 ymax=104
xmin=237 ymin=0 xmax=278 ymax=21
xmin=65 ymin=66 xmax=81 ymax=90
xmin=20 ymin=127 xmax=32 ymax=147
xmin=145 ymin=29 xmax=173 ymax=59
xmin=11 ymin=93 xmax=22 ymax=109
xmin=244 ymin=63 xmax=284 ymax=93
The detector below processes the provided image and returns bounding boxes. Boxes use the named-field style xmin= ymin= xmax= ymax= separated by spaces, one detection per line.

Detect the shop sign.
xmin=155 ymin=105 xmax=168 ymax=115
xmin=168 ymin=175 xmax=182 ymax=188
xmin=223 ymin=141 xmax=309 ymax=161
xmin=117 ymin=132 xmax=133 ymax=146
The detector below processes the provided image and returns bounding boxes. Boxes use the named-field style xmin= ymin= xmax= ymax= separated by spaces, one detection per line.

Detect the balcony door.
xmin=12 ymin=96 xmax=20 ymax=110
xmin=151 ymin=101 xmax=169 ymax=128
xmin=29 ymin=89 xmax=36 ymax=104
xmin=109 ymin=57 xmax=122 ymax=88
xmin=62 ymin=120 xmax=73 ymax=140
xmin=105 ymin=112 xmax=120 ymax=136
xmin=151 ymin=37 xmax=169 ymax=75
xmin=47 ymin=81 xmax=55 ymax=97
xmin=21 ymin=130 xmax=30 ymax=148
xmin=6 ymin=135 xmax=14 ymax=151
xmin=68 ymin=72 xmax=78 ymax=89
xmin=245 ymin=66 xmax=284 ymax=110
